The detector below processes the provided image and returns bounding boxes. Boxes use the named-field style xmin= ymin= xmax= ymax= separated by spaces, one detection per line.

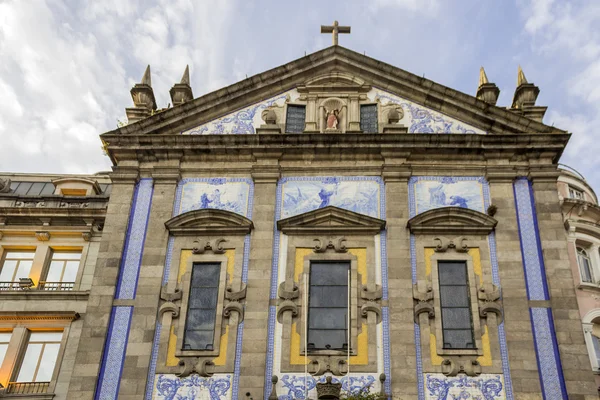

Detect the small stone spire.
xmin=511 ymin=66 xmax=547 ymax=122
xmin=476 ymin=67 xmax=500 ymax=106
xmin=126 ymin=65 xmax=157 ymax=124
xmin=170 ymin=65 xmax=194 ymax=106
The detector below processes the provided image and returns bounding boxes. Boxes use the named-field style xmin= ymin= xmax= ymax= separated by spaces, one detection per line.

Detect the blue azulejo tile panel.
xmin=153 ymin=374 xmax=232 ymax=399
xmin=181 ymin=89 xmax=299 ymax=135
xmin=115 ymin=178 xmax=154 ymax=300
xmin=177 ymin=178 xmax=253 ymax=217
xmin=424 ymin=374 xmax=505 ymax=400
xmin=95 ymin=306 xmax=133 ymax=400
xmin=368 ymin=88 xmax=487 ymax=135
xmin=276 ymin=374 xmax=381 ymax=400
xmin=530 ymin=308 xmax=568 ymax=399
xmin=513 ymin=178 xmax=550 ymax=301
xmin=280 ymin=177 xmax=382 ymax=219
xmin=409 ymin=176 xmax=486 ymax=216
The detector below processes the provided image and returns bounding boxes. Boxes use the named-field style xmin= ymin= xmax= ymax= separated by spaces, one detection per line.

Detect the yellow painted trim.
xmin=49 ymin=246 xmax=83 ymax=252
xmin=166 ymin=325 xmax=178 ymax=366
xmin=424 ymin=248 xmax=435 ymax=278
xmin=290 ymin=248 xmax=369 ymax=365
xmin=477 ymin=325 xmax=492 ymax=366
xmin=226 ymin=250 xmax=235 ymax=284
xmin=469 ymin=248 xmax=483 ymax=285
xmin=429 ymin=333 xmax=444 ymax=365
xmin=213 ymin=326 xmax=230 ymax=366
xmin=177 ymin=250 xmax=192 ymax=283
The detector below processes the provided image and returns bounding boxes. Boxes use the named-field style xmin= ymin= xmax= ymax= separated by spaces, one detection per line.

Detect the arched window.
xmin=577 ymin=247 xmax=594 ymax=283
xmin=582 ymin=311 xmax=600 ymax=372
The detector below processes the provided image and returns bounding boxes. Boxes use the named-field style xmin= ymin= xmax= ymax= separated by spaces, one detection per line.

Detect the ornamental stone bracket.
xmin=224 ymin=282 xmax=247 ymax=323
xmin=159 ymin=284 xmax=182 ymax=318
xmin=35 ymin=231 xmax=51 ymax=242
xmin=360 ymin=284 xmax=382 ymax=301
xmin=313 ymin=237 xmax=347 ymax=253
xmin=361 ymin=301 xmax=382 ymax=323
xmin=192 ymin=238 xmax=227 ymax=254
xmin=434 ymin=236 xmax=469 ymax=253
xmin=308 ymin=356 xmax=348 ymax=376
xmin=441 ymin=357 xmax=482 ymax=377
xmin=477 ymin=282 xmax=503 ymax=323
xmin=277 ymin=282 xmax=299 ymax=323
xmin=413 ymin=280 xmax=434 ymax=323
xmin=176 ymin=358 xmax=215 ymax=378
xmin=360 ymin=283 xmax=383 ymax=323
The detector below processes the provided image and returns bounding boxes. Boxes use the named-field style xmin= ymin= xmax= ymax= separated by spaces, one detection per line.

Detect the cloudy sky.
xmin=0 ymin=0 xmax=599 ymax=190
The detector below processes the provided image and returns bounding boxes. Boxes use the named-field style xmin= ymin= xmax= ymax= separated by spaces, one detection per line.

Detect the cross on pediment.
xmin=320 ymin=20 xmax=351 ymax=46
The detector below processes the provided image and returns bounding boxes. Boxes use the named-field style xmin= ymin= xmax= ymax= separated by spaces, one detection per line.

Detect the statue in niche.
xmin=325 ymin=108 xmax=340 ymax=130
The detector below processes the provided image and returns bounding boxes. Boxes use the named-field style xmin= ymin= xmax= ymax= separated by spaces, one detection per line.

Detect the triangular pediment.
xmin=165 ymin=209 xmax=253 ymax=236
xmin=277 ymin=206 xmax=386 ymax=235
xmin=106 ymin=46 xmax=564 ymax=138
xmin=407 ymin=207 xmax=497 ymax=235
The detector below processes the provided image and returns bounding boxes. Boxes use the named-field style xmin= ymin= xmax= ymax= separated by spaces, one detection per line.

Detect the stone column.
xmin=529 ymin=170 xmax=597 ymax=396
xmin=117 ymin=167 xmax=180 ymax=399
xmin=382 ymin=157 xmax=415 ymax=398
xmin=67 ymin=166 xmax=139 ymax=400
xmin=304 ymin=95 xmax=319 ymax=133
xmin=347 ymin=95 xmax=361 ymax=133
xmin=238 ymin=155 xmax=280 ymax=399
xmin=486 ymin=171 xmax=539 ymax=396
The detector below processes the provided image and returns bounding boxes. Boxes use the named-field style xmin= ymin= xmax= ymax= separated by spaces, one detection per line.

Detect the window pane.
xmin=309 ymin=309 xmax=347 ymax=330
xmin=308 ymin=330 xmax=347 ymax=350
xmin=27 ymin=182 xmax=46 ymax=196
xmin=53 ymin=252 xmax=81 ymax=260
xmin=17 ymin=343 xmax=42 ymax=382
xmin=14 ymin=182 xmax=32 ymax=195
xmin=0 ymin=344 xmax=8 ymax=368
xmin=438 ymin=263 xmax=467 ymax=285
xmin=440 ymin=286 xmax=469 ymax=308
xmin=360 ymin=104 xmax=378 ymax=133
xmin=62 ymin=261 xmax=80 ymax=282
xmin=285 ymin=105 xmax=306 ymax=134
xmin=35 ymin=343 xmax=60 ymax=381
xmin=5 ymin=252 xmax=35 ymax=260
xmin=441 ymin=308 xmax=472 ymax=329
xmin=46 ymin=261 xmax=64 ymax=282
xmin=29 ymin=332 xmax=63 ymax=342
xmin=191 ymin=264 xmax=220 ymax=287
xmin=443 ymin=329 xmax=475 ymax=349
xmin=311 ymin=263 xmax=349 ymax=286
xmin=185 ymin=309 xmax=216 ymax=331
xmin=0 ymin=260 xmax=17 ymax=281
xmin=0 ymin=333 xmax=12 ymax=343
xmin=189 ymin=288 xmax=218 ymax=309
xmin=310 ymin=286 xmax=348 ymax=307
xmin=183 ymin=330 xmax=214 ymax=351
xmin=39 ymin=183 xmax=56 ymax=195
xmin=15 ymin=260 xmax=33 ymax=279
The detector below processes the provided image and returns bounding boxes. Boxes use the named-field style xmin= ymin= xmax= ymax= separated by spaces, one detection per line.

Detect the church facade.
xmin=0 ymin=43 xmax=599 ymax=400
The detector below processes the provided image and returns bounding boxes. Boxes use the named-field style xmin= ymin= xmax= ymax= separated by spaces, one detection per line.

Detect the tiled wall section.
xmin=513 ymin=178 xmax=567 ymax=399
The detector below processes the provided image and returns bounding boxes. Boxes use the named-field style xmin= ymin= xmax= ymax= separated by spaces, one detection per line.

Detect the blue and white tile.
xmin=182 ymin=90 xmax=299 ymax=135
xmin=424 ymin=374 xmax=505 ymax=400
xmin=276 ymin=374 xmax=380 ymax=400
xmin=411 ymin=176 xmax=485 ymax=215
xmin=178 ymin=178 xmax=252 ymax=217
xmin=368 ymin=88 xmax=486 ymax=134
xmin=153 ymin=374 xmax=232 ymax=400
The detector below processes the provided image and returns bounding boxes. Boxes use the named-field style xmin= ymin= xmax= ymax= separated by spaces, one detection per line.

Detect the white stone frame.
xmin=574 ymin=238 xmax=600 ymax=289
xmin=582 ymin=309 xmax=600 ymax=373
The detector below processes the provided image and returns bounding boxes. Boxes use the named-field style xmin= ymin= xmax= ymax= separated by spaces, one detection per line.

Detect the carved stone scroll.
xmin=434 ymin=236 xmax=469 ymax=253
xmin=159 ymin=302 xmax=180 ymax=318
xmin=413 ymin=281 xmax=434 ymax=323
xmin=192 ymin=238 xmax=226 ymax=254
xmin=177 ymin=358 xmax=215 ymax=378
xmin=441 ymin=358 xmax=482 ymax=377
xmin=277 ymin=300 xmax=298 ymax=323
xmin=313 ymin=237 xmax=347 ymax=253
xmin=360 ymin=284 xmax=382 ymax=301
xmin=278 ymin=282 xmax=299 ymax=300
xmin=361 ymin=301 xmax=382 ymax=323
xmin=477 ymin=282 xmax=503 ymax=323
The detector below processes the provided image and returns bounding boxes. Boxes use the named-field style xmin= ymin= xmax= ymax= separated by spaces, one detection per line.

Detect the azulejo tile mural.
xmin=177 ymin=178 xmax=252 ymax=217
xmin=424 ymin=374 xmax=505 ymax=400
xmin=281 ymin=177 xmax=381 ymax=219
xmin=276 ymin=374 xmax=380 ymax=400
xmin=411 ymin=176 xmax=486 ymax=215
xmin=154 ymin=374 xmax=232 ymax=400
xmin=181 ymin=89 xmax=299 ymax=135
xmin=368 ymin=88 xmax=486 ymax=135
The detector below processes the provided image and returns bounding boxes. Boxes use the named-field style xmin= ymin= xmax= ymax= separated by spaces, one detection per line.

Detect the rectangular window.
xmin=308 ymin=262 xmax=349 ymax=351
xmin=285 ymin=105 xmax=306 ymax=134
xmin=0 ymin=251 xmax=34 ymax=289
xmin=16 ymin=331 xmax=62 ymax=383
xmin=41 ymin=251 xmax=81 ymax=290
xmin=438 ymin=261 xmax=475 ymax=349
xmin=0 ymin=332 xmax=12 ymax=367
xmin=183 ymin=263 xmax=220 ymax=351
xmin=569 ymin=186 xmax=585 ymax=200
xmin=360 ymin=104 xmax=378 ymax=133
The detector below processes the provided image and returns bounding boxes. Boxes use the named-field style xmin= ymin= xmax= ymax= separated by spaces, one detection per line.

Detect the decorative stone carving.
xmin=262 ymin=109 xmax=277 ymax=125
xmin=441 ymin=358 xmax=482 ymax=377
xmin=177 ymin=358 xmax=215 ymax=378
xmin=224 ymin=283 xmax=247 ymax=322
xmin=278 ymin=281 xmax=299 ymax=300
xmin=477 ymin=282 xmax=503 ymax=323
xmin=161 ymin=285 xmax=183 ymax=302
xmin=434 ymin=236 xmax=469 ymax=253
xmin=225 ymin=283 xmax=247 ymax=302
xmin=0 ymin=178 xmax=11 ymax=193
xmin=169 ymin=65 xmax=194 ymax=106
xmin=257 ymin=106 xmax=283 ymax=134
xmin=160 ymin=285 xmax=182 ymax=318
xmin=308 ymin=357 xmax=348 ymax=377
xmin=386 ymin=106 xmax=404 ymax=124
xmin=313 ymin=237 xmax=347 ymax=253
xmin=159 ymin=302 xmax=180 ymax=318
xmin=223 ymin=301 xmax=244 ymax=321
xmin=268 ymin=375 xmax=279 ymax=400
xmin=316 ymin=375 xmax=342 ymax=399
xmin=82 ymin=232 xmax=92 ymax=242
xmin=322 ymin=98 xmax=344 ymax=131
xmin=413 ymin=281 xmax=434 ymax=323
xmin=192 ymin=238 xmax=226 ymax=254
xmin=16 ymin=201 xmax=46 ymax=208
xmin=59 ymin=201 xmax=89 ymax=208
xmin=276 ymin=300 xmax=298 ymax=323
xmin=35 ymin=231 xmax=50 ymax=242
xmin=361 ymin=301 xmax=382 ymax=323
xmin=360 ymin=284 xmax=382 ymax=301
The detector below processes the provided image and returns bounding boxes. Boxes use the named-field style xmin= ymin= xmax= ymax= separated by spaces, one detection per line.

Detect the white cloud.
xmin=369 ymin=0 xmax=439 ymax=13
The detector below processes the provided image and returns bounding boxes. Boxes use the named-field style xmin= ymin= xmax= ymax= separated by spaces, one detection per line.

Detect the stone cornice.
xmin=407 ymin=207 xmax=497 ymax=235
xmin=103 ymin=47 xmax=565 ymax=139
xmin=165 ymin=209 xmax=253 ymax=236
xmin=277 ymin=206 xmax=386 ymax=236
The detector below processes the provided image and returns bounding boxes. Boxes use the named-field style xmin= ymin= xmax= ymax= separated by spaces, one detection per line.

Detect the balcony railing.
xmin=0 ymin=281 xmax=75 ymax=291
xmin=38 ymin=281 xmax=74 ymax=291
xmin=6 ymin=381 xmax=50 ymax=394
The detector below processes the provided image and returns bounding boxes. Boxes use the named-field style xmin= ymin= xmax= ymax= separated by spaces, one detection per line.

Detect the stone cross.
xmin=320 ymin=20 xmax=351 ymax=46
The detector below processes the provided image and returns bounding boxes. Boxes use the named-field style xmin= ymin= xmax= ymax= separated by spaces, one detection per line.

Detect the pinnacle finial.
xmin=181 ymin=65 xmax=190 ymax=85
xmin=479 ymin=67 xmax=489 ymax=87
xmin=517 ymin=65 xmax=528 ymax=86
xmin=141 ymin=65 xmax=152 ymax=86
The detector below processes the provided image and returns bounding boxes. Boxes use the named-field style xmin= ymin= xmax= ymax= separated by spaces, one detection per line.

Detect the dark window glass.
xmin=360 ymin=104 xmax=378 ymax=133
xmin=27 ymin=182 xmax=46 ymax=196
xmin=285 ymin=105 xmax=306 ymax=133
xmin=438 ymin=261 xmax=474 ymax=349
xmin=308 ymin=262 xmax=349 ymax=350
xmin=183 ymin=263 xmax=220 ymax=351
xmin=40 ymin=183 xmax=56 ymax=195
xmin=13 ymin=182 xmax=32 ymax=195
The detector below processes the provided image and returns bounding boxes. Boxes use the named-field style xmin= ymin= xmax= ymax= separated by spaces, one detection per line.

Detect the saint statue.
xmin=325 ymin=108 xmax=339 ymax=130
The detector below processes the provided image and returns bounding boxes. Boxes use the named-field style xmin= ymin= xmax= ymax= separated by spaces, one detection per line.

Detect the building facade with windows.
xmin=1 ymin=45 xmax=599 ymax=400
